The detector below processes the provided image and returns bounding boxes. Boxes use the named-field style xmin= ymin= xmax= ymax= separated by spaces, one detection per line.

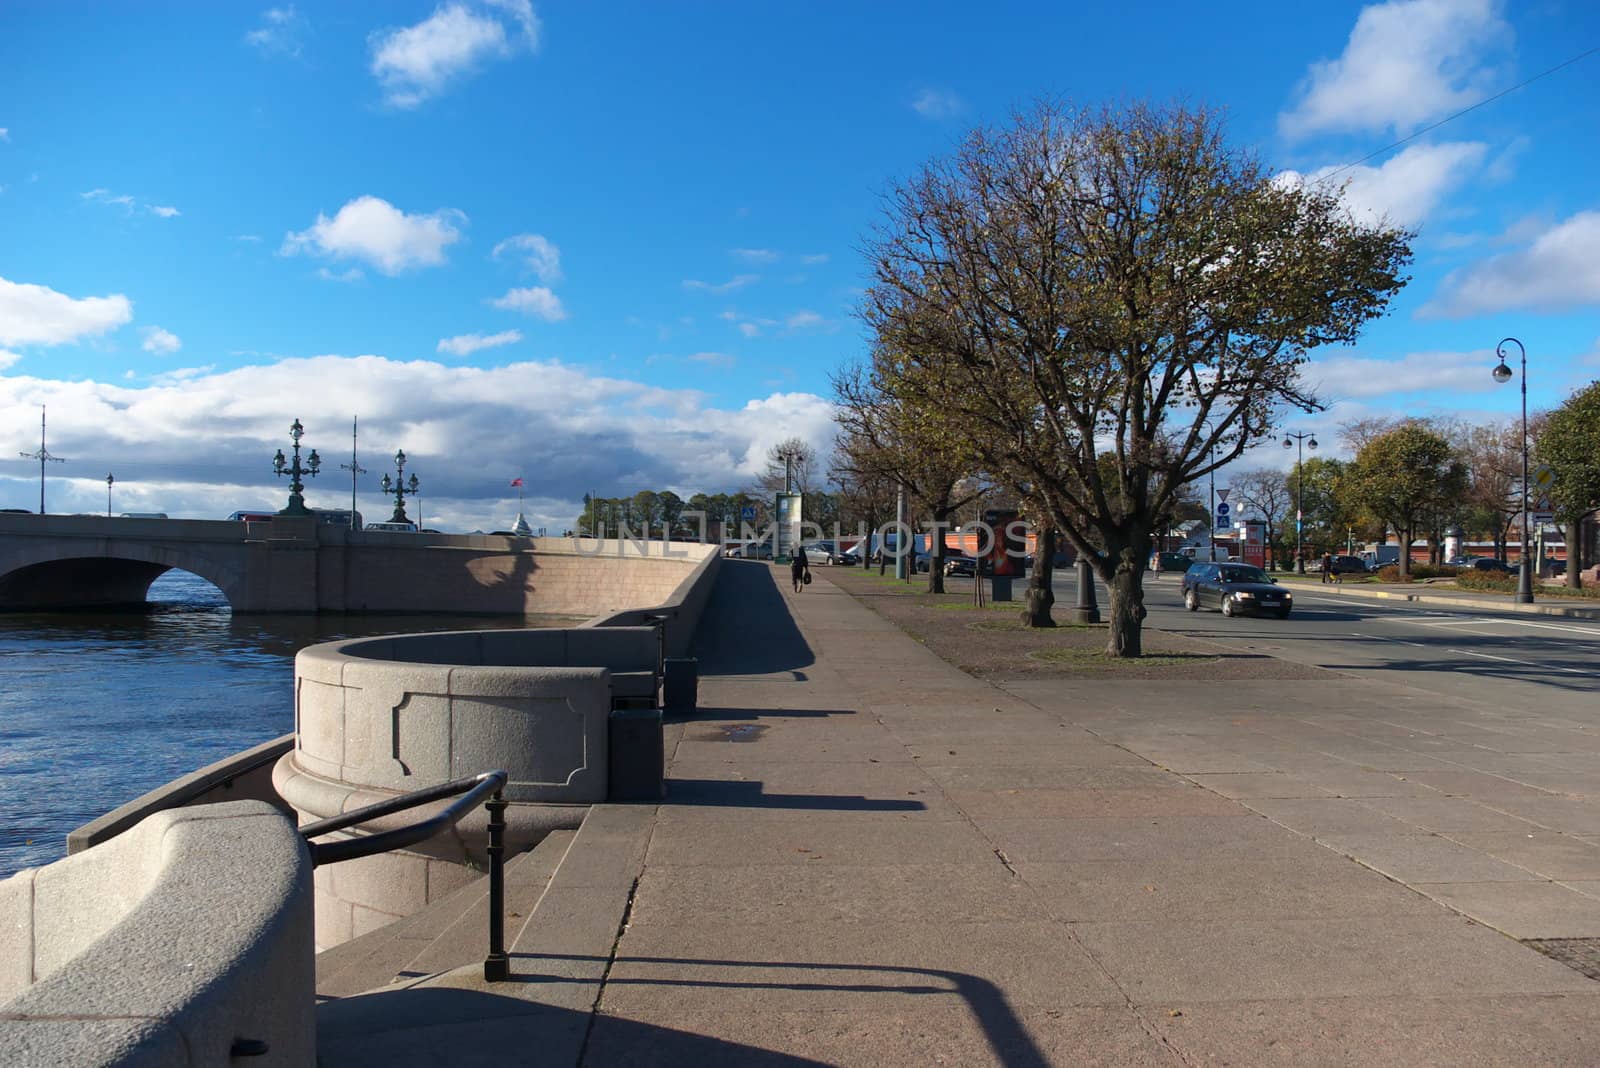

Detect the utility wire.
xmin=1320 ymin=43 xmax=1600 ymax=180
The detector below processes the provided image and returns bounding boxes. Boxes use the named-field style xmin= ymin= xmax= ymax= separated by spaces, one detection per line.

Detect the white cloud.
xmin=683 ymin=274 xmax=757 ymax=294
xmin=282 ymin=196 xmax=465 ymax=275
xmin=737 ymin=323 xmax=761 ymax=339
xmin=369 ymin=1 xmax=540 ymax=108
xmin=0 ymin=275 xmax=133 ymax=347
xmin=0 ymin=128 xmax=9 ymax=142
xmin=1274 ymin=141 xmax=1486 ymax=228
xmin=245 ymin=5 xmax=307 ymax=56
xmin=1280 ymin=0 xmax=1506 ymax=139
xmin=785 ymin=310 xmax=825 ymax=330
xmin=317 ymin=267 xmax=365 ymax=283
xmin=730 ymin=248 xmax=779 ymax=264
xmin=148 ymin=205 xmax=181 ymax=219
xmin=491 ymin=233 xmax=561 ymax=282
xmin=489 ymin=286 xmax=565 ymax=321
xmin=800 ymin=253 xmax=828 ymax=265
xmin=437 ymin=329 xmax=523 ymax=356
xmin=141 ymin=326 xmax=182 ymax=354
xmin=686 ymin=352 xmax=735 ymax=369
xmin=1302 ymin=347 xmax=1501 ymax=401
xmin=912 ymin=88 xmax=962 ymax=119
xmin=235 ymin=234 xmax=263 ymax=243
xmin=81 ymin=188 xmax=136 ymax=211
xmin=1421 ymin=211 xmax=1600 ymax=318
xmin=0 ymin=354 xmax=837 ymax=533
xmin=0 ymin=350 xmax=21 ymax=369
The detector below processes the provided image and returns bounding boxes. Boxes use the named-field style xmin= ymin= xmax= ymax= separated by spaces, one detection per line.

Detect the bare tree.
xmin=1232 ymin=468 xmax=1292 ymax=569
xmin=860 ymin=100 xmax=1412 ymax=655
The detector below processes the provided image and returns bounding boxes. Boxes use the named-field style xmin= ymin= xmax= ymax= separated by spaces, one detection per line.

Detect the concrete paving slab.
xmin=1361 ymin=796 xmax=1546 ymax=834
xmin=905 ymin=739 xmax=1150 ymax=768
xmin=583 ymin=1004 xmax=1183 ymax=1067
xmin=1282 ymin=768 xmax=1442 ymax=798
xmin=1072 ymin=914 xmax=1596 ymax=1004
xmin=1016 ymin=856 xmax=1441 ymax=923
xmin=1412 ymin=881 xmax=1600 ymax=939
xmin=1317 ymin=834 xmax=1543 ymax=883
xmin=1242 ymin=797 xmax=1416 ymax=837
xmin=1152 ymin=994 xmax=1600 ymax=1066
xmin=646 ymin=814 xmax=1000 ymax=868
xmin=600 ymin=920 xmax=1130 ymax=1014
xmin=1482 ymin=796 xmax=1600 ymax=836
xmin=1443 ymin=832 xmax=1600 ymax=880
xmin=1185 ymin=772 xmax=1337 ymax=799
xmin=979 ymin=815 xmax=1317 ymax=864
xmin=943 ymin=785 xmax=1246 ymax=820
xmin=627 ymin=863 xmax=1038 ymax=927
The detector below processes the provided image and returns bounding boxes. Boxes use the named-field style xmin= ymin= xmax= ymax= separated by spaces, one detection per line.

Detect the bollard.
xmin=609 ymin=707 xmax=665 ymax=801
xmin=663 ymin=657 xmax=699 ymax=717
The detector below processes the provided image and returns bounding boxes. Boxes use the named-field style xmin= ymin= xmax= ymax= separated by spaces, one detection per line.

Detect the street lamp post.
xmin=380 ymin=449 xmax=419 ymax=525
xmin=339 ymin=416 xmax=366 ymax=530
xmin=1492 ymin=337 xmax=1534 ymax=604
xmin=272 ymin=419 xmax=321 ymax=516
xmin=106 ymin=473 xmax=114 ymax=517
xmin=19 ymin=406 xmax=66 ymax=515
xmin=1283 ymin=431 xmax=1318 ymax=574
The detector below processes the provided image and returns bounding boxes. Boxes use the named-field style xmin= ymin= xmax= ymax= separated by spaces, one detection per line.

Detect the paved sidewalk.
xmin=577 ymin=562 xmax=1600 ymax=1065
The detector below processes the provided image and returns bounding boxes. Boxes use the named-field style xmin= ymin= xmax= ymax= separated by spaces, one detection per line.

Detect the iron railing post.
xmin=483 ymin=788 xmax=509 ymax=981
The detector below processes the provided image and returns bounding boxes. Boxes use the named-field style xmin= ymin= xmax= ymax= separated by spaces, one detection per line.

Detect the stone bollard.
xmin=609 ymin=707 xmax=665 ymax=802
xmin=663 ymin=657 xmax=699 ymax=717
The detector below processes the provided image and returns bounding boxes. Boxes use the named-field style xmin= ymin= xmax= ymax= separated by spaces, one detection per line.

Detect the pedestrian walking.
xmin=1320 ymin=552 xmax=1333 ymax=584
xmin=791 ymin=545 xmax=810 ymax=593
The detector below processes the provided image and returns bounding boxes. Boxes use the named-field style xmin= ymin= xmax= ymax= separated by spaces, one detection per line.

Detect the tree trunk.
xmin=1397 ymin=527 xmax=1412 ymax=579
xmin=926 ymin=509 xmax=948 ymax=594
xmin=1566 ymin=521 xmax=1583 ymax=589
xmin=1105 ymin=566 xmax=1145 ymax=658
xmin=1023 ymin=527 xmax=1057 ymax=627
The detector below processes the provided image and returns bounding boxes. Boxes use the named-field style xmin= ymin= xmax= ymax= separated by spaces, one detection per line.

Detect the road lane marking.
xmin=1451 ymin=648 xmax=1588 ymax=674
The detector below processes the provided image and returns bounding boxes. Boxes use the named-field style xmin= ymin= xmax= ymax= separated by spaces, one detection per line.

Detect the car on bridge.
xmin=1182 ymin=562 xmax=1292 ymax=618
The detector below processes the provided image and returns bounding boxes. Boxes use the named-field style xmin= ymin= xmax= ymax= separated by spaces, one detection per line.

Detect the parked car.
xmin=835 ymin=548 xmax=861 ymax=566
xmin=798 ymin=541 xmax=836 ymax=563
xmin=944 ymin=553 xmax=976 ymax=577
xmin=1182 ymin=562 xmax=1293 ymax=618
xmin=1463 ymin=557 xmax=1513 ymax=574
xmin=1323 ymin=554 xmax=1367 ymax=576
xmin=1151 ymin=551 xmax=1192 ymax=573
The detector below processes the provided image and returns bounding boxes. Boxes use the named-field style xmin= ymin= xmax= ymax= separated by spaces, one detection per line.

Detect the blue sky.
xmin=2 ymin=0 xmax=1597 ymax=532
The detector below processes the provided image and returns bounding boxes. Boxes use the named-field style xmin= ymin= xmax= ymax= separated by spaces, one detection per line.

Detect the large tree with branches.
xmin=859 ymin=100 xmax=1412 ymax=655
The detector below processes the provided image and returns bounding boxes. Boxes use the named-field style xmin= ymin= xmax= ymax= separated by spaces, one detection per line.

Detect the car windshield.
xmin=1220 ymin=566 xmax=1269 ymax=584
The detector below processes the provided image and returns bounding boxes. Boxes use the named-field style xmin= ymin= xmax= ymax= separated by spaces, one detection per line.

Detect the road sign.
xmin=1532 ymin=512 xmax=1555 ymax=525
xmin=1216 ymin=489 xmax=1230 ymax=503
xmin=740 ymin=505 xmax=757 ymax=521
xmin=1216 ymin=501 xmax=1231 ymax=521
xmin=1532 ymin=464 xmax=1555 ymax=491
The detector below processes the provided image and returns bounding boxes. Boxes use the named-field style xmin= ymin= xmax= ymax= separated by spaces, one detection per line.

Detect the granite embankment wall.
xmin=0 ymin=801 xmax=314 ymax=1066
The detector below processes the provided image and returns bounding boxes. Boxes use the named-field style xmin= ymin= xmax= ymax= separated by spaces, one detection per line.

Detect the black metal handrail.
xmin=299 ymin=770 xmax=511 ymax=981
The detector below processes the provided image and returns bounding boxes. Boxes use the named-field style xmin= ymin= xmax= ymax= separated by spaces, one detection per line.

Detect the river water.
xmin=0 ymin=570 xmax=581 ymax=878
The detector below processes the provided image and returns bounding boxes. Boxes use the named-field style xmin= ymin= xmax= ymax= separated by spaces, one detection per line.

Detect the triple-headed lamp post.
xmin=1283 ymin=431 xmax=1318 ymax=574
xmin=381 ymin=449 xmax=420 ymax=525
xmin=1492 ymin=337 xmax=1534 ymax=604
xmin=273 ymin=419 xmax=320 ymax=516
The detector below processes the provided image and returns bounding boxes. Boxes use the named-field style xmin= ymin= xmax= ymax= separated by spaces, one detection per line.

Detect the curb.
xmin=1288 ymin=583 xmax=1600 ymax=620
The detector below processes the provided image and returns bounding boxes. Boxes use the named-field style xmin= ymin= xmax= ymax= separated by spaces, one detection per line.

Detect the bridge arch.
xmin=0 ymin=542 xmax=247 ymax=612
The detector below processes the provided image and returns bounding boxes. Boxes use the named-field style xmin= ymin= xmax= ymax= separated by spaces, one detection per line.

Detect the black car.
xmin=1151 ymin=551 xmax=1192 ymax=573
xmin=1463 ymin=557 xmax=1513 ymax=574
xmin=1182 ymin=562 xmax=1293 ymax=618
xmin=944 ymin=553 xmax=976 ymax=577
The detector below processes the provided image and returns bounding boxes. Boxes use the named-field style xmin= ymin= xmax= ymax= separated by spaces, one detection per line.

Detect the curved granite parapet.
xmin=273 ymin=628 xmax=650 ymax=948
xmin=0 ymin=800 xmax=314 ymax=1066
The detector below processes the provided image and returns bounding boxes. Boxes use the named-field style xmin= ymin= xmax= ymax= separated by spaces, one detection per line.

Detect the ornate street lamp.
xmin=380 ymin=449 xmax=419 ymax=524
xmin=273 ymin=418 xmax=321 ymax=516
xmin=1492 ymin=337 xmax=1534 ymax=604
xmin=106 ymin=473 xmax=114 ymax=517
xmin=1283 ymin=431 xmax=1318 ymax=574
xmin=19 ymin=405 xmax=66 ymax=515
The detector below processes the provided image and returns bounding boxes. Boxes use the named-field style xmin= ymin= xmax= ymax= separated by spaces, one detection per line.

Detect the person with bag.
xmin=791 ymin=545 xmax=811 ymax=593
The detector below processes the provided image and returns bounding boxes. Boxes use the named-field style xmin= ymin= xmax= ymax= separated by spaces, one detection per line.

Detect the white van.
xmin=365 ymin=521 xmax=418 ymax=533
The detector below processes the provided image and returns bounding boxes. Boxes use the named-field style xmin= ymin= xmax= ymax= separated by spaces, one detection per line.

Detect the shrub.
xmin=1455 ymin=569 xmax=1519 ymax=593
xmin=1373 ymin=563 xmax=1454 ymax=582
xmin=1374 ymin=564 xmax=1411 ymax=582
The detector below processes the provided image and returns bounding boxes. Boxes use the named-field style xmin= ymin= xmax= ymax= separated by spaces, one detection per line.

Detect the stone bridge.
xmin=0 ymin=513 xmax=713 ymax=614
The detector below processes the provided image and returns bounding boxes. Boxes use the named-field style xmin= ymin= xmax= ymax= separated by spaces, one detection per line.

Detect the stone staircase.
xmin=313 ymin=806 xmax=654 ymax=1067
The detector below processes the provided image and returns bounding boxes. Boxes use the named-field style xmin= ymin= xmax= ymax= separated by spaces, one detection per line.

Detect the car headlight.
xmin=1235 ymin=591 xmax=1255 ymax=598
xmin=1283 ymin=593 xmax=1292 ymax=600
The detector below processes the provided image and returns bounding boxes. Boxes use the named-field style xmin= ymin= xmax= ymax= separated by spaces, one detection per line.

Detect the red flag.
xmin=510 ymin=477 xmax=524 ymax=488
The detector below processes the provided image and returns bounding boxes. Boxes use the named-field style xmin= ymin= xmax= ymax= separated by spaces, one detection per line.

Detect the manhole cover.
xmin=1525 ymin=939 xmax=1600 ymax=981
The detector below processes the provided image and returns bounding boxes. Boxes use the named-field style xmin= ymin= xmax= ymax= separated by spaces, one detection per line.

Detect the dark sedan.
xmin=1182 ymin=562 xmax=1293 ymax=618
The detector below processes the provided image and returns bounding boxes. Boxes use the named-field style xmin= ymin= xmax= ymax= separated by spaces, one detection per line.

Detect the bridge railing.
xmin=298 ymin=770 xmax=512 ymax=981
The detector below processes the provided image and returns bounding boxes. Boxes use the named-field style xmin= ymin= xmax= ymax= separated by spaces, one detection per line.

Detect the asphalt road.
xmin=1041 ymin=569 xmax=1600 ymax=719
